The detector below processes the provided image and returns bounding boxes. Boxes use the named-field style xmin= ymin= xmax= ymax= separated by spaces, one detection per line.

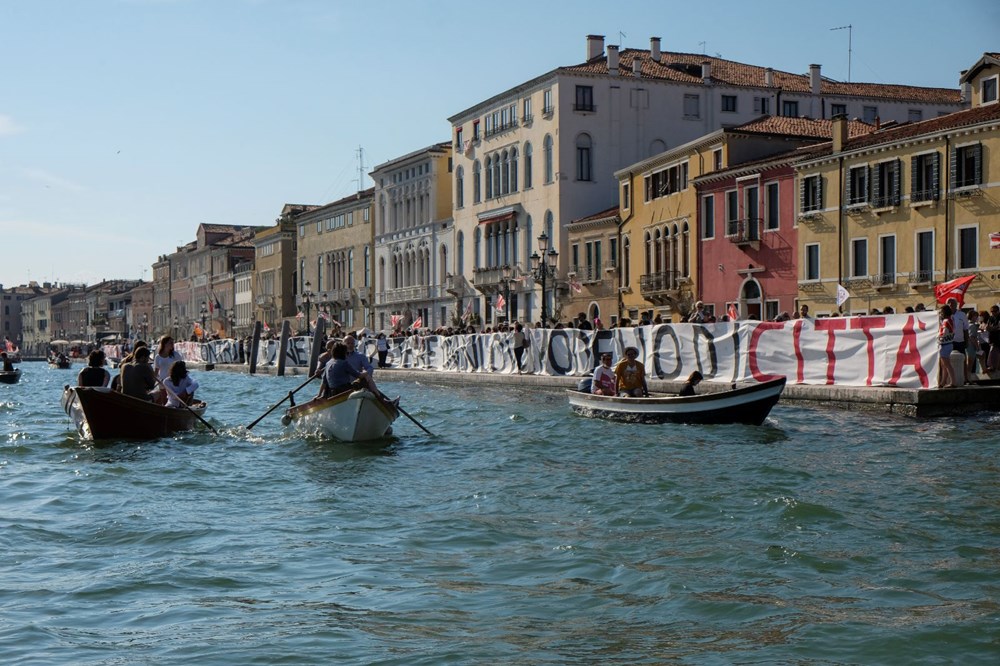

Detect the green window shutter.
xmin=973 ymin=143 xmax=983 ymax=185
xmin=910 ymin=155 xmax=919 ymax=199
xmin=949 ymin=145 xmax=958 ymax=189
xmin=872 ymin=164 xmax=882 ymax=204
xmin=931 ymin=152 xmax=940 ymax=199
xmin=892 ymin=159 xmax=901 ymax=205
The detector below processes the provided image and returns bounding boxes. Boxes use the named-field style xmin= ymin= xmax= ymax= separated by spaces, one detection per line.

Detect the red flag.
xmin=462 ymin=301 xmax=473 ymax=321
xmin=569 ymin=277 xmax=583 ymax=293
xmin=990 ymin=232 xmax=1000 ymax=249
xmin=390 ymin=314 xmax=402 ymax=327
xmin=934 ymin=275 xmax=976 ymax=306
xmin=728 ymin=303 xmax=739 ymax=321
xmin=495 ymin=293 xmax=506 ymax=312
xmin=262 ymin=321 xmax=270 ymax=332
xmin=412 ymin=316 xmax=423 ymax=329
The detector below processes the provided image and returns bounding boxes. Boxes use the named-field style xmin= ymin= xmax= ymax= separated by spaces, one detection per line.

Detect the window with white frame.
xmin=725 ymin=190 xmax=739 ymax=236
xmin=910 ymin=152 xmax=940 ymax=202
xmin=523 ymin=96 xmax=533 ymax=121
xmin=543 ymin=89 xmax=553 ymax=114
xmin=765 ymin=300 xmax=779 ymax=322
xmin=765 ymin=182 xmax=779 ymax=230
xmin=846 ymin=165 xmax=869 ymax=206
xmin=878 ymin=235 xmax=896 ymax=285
xmin=915 ymin=230 xmax=934 ymax=282
xmin=851 ymin=238 xmax=868 ymax=277
xmin=872 ymin=159 xmax=901 ymax=208
xmin=721 ymin=94 xmax=737 ymax=112
xmin=800 ymin=174 xmax=823 ymax=213
xmin=952 ymin=143 xmax=983 ymax=188
xmin=702 ymin=194 xmax=715 ymax=239
xmin=543 ymin=135 xmax=554 ymax=183
xmin=576 ymin=133 xmax=592 ymax=181
xmin=958 ymin=226 xmax=978 ymax=269
xmin=982 ymin=75 xmax=998 ymax=105
xmin=622 ymin=182 xmax=631 ymax=210
xmin=523 ymin=142 xmax=532 ymax=188
xmin=805 ymin=244 xmax=820 ymax=281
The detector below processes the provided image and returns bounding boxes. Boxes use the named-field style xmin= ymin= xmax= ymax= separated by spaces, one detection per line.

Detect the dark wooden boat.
xmin=61 ymin=386 xmax=208 ymax=441
xmin=0 ymin=368 xmax=21 ymax=384
xmin=567 ymin=376 xmax=786 ymax=426
xmin=49 ymin=358 xmax=72 ymax=369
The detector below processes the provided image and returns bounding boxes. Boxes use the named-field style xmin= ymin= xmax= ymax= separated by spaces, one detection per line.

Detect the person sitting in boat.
xmin=591 ymin=352 xmax=617 ymax=395
xmin=344 ymin=335 xmax=375 ymax=378
xmin=120 ymin=346 xmax=157 ymax=401
xmin=111 ymin=340 xmax=148 ymax=392
xmin=77 ymin=350 xmax=111 ymax=387
xmin=322 ymin=342 xmax=377 ymax=398
xmin=164 ymin=360 xmax=202 ymax=408
xmin=1 ymin=352 xmax=14 ymax=372
xmin=614 ymin=346 xmax=649 ymax=398
xmin=679 ymin=370 xmax=703 ymax=396
xmin=154 ymin=336 xmax=183 ymax=382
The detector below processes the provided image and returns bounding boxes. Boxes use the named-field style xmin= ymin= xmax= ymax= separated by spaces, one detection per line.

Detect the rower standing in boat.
xmin=77 ymin=350 xmax=111 ymax=387
xmin=678 ymin=370 xmax=703 ymax=396
xmin=614 ymin=346 xmax=649 ymax=398
xmin=1 ymin=352 xmax=13 ymax=372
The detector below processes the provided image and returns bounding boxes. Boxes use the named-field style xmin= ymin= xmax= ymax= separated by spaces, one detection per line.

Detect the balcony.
xmin=911 ymin=189 xmax=939 ymax=204
xmin=377 ymin=285 xmax=441 ymax=306
xmin=318 ymin=288 xmax=354 ymax=305
xmin=472 ymin=265 xmax=526 ymax=292
xmin=256 ymin=294 xmax=274 ymax=306
xmin=870 ymin=273 xmax=896 ymax=289
xmin=640 ymin=271 xmax=681 ymax=304
xmin=908 ymin=270 xmax=933 ymax=286
xmin=725 ymin=218 xmax=761 ymax=245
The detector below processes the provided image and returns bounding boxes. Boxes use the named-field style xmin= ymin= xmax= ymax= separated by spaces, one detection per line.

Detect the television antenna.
xmin=830 ymin=24 xmax=853 ymax=82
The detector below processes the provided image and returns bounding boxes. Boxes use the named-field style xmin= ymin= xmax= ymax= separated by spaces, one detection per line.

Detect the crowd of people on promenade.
xmin=937 ymin=299 xmax=1000 ymax=388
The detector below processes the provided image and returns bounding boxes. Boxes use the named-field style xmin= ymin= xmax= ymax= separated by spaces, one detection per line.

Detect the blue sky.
xmin=1 ymin=0 xmax=996 ymax=288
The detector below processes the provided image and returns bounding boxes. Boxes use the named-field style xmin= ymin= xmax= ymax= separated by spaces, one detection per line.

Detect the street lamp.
xmin=501 ymin=264 xmax=514 ymax=323
xmin=172 ymin=316 xmax=178 ymax=340
xmin=228 ymin=309 xmax=236 ymax=339
xmin=530 ymin=232 xmax=559 ymax=326
xmin=200 ymin=301 xmax=208 ymax=341
xmin=302 ymin=281 xmax=314 ymax=336
xmin=141 ymin=313 xmax=148 ymax=340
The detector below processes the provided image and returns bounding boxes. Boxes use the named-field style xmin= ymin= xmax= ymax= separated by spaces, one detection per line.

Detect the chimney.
xmin=961 ymin=79 xmax=972 ymax=103
xmin=633 ymin=57 xmax=642 ymax=76
xmin=587 ymin=34 xmax=605 ymax=61
xmin=764 ymin=67 xmax=774 ymax=87
xmin=832 ymin=114 xmax=848 ymax=153
xmin=809 ymin=64 xmax=821 ymax=95
xmin=702 ymin=60 xmax=712 ymax=83
xmin=650 ymin=36 xmax=661 ymax=63
xmin=607 ymin=44 xmax=619 ymax=76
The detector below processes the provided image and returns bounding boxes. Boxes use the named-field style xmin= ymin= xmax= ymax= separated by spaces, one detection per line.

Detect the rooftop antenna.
xmin=699 ymin=41 xmax=706 ymax=54
xmin=830 ymin=24 xmax=852 ymax=82
xmin=618 ymin=30 xmax=627 ymax=44
xmin=354 ymin=145 xmax=367 ymax=193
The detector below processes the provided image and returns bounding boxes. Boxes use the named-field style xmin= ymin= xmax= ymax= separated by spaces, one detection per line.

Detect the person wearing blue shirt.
xmin=322 ymin=342 xmax=376 ymax=397
xmin=344 ymin=335 xmax=374 ymax=377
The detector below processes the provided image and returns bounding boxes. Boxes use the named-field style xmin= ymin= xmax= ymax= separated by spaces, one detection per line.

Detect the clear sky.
xmin=1 ymin=0 xmax=996 ymax=288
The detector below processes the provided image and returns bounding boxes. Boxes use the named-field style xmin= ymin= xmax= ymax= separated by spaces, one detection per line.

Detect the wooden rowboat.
xmin=61 ymin=385 xmax=208 ymax=441
xmin=284 ymin=389 xmax=398 ymax=442
xmin=0 ymin=368 xmax=21 ymax=384
xmin=567 ymin=376 xmax=786 ymax=426
xmin=49 ymin=359 xmax=72 ymax=369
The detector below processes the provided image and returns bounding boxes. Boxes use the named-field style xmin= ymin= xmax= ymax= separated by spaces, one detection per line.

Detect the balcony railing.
xmin=870 ymin=272 xmax=896 ymax=288
xmin=640 ymin=271 xmax=681 ymax=294
xmin=726 ymin=218 xmax=761 ymax=245
xmin=569 ymin=263 xmax=617 ymax=283
xmin=908 ymin=270 xmax=933 ymax=285
xmin=911 ymin=188 xmax=939 ymax=203
xmin=377 ymin=285 xmax=442 ymax=306
xmin=871 ymin=193 xmax=899 ymax=209
xmin=472 ymin=264 xmax=526 ymax=289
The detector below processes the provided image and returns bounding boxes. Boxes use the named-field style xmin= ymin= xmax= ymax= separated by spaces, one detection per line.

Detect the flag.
xmin=295 ymin=311 xmax=305 ymax=319
xmin=836 ymin=283 xmax=851 ymax=306
xmin=262 ymin=321 xmax=270 ymax=332
xmin=463 ymin=140 xmax=474 ymax=157
xmin=934 ymin=275 xmax=976 ymax=306
xmin=461 ymin=301 xmax=473 ymax=322
xmin=728 ymin=303 xmax=739 ymax=321
xmin=990 ymin=232 xmax=1000 ymax=249
xmin=412 ymin=316 xmax=423 ymax=329
xmin=569 ymin=277 xmax=583 ymax=293
xmin=330 ymin=318 xmax=342 ymax=327
xmin=4 ymin=338 xmax=14 ymax=352
xmin=495 ymin=293 xmax=506 ymax=312
xmin=318 ymin=311 xmax=329 ymax=321
xmin=390 ymin=314 xmax=402 ymax=327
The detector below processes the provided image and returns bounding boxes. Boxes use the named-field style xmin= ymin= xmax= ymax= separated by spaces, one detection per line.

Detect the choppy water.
xmin=1 ymin=361 xmax=999 ymax=665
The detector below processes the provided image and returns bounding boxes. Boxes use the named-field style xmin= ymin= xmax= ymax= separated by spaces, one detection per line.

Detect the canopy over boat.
xmin=61 ymin=386 xmax=207 ymax=441
xmin=567 ymin=377 xmax=786 ymax=426
xmin=284 ymin=389 xmax=398 ymax=442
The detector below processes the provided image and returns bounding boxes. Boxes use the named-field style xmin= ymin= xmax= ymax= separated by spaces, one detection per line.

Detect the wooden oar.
xmin=154 ymin=375 xmax=218 ymax=435
xmin=373 ymin=386 xmax=433 ymax=436
xmin=246 ymin=374 xmax=317 ymax=430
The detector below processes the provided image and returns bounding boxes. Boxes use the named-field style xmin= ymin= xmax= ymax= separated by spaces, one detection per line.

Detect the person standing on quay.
xmin=938 ymin=304 xmax=957 ymax=389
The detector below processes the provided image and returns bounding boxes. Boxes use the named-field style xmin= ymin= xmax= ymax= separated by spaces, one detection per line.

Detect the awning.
xmin=477 ymin=206 xmax=518 ymax=225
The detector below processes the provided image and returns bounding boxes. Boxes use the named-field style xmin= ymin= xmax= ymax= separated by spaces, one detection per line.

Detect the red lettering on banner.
xmin=850 ymin=316 xmax=887 ymax=386
xmin=889 ymin=315 xmax=930 ymax=388
xmin=747 ymin=322 xmax=785 ymax=382
xmin=793 ymin=320 xmax=805 ymax=383
xmin=814 ymin=318 xmax=848 ymax=384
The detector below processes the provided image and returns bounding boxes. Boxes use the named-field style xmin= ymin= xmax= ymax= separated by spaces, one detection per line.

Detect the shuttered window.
xmin=910 ymin=152 xmax=940 ymax=202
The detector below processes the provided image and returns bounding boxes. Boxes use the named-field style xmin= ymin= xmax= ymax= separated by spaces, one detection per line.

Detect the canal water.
xmin=1 ymin=361 xmax=998 ymax=664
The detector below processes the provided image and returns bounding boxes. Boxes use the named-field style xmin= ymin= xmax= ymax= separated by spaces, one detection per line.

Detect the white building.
xmin=447 ymin=34 xmax=964 ymax=326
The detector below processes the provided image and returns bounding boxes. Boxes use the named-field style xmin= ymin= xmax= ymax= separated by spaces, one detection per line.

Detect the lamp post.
xmin=141 ymin=313 xmax=148 ymax=340
xmin=228 ymin=309 xmax=236 ymax=339
xmin=199 ymin=301 xmax=208 ymax=341
xmin=302 ymin=281 xmax=314 ymax=336
xmin=530 ymin=232 xmax=559 ymax=326
xmin=172 ymin=316 xmax=178 ymax=340
xmin=501 ymin=264 xmax=514 ymax=323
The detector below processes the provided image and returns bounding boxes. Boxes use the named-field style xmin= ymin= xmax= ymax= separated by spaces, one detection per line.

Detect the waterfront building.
xmin=21 ymin=286 xmax=71 ymax=355
xmin=794 ymin=54 xmax=1000 ymax=315
xmin=371 ymin=143 xmax=454 ymax=331
xmin=253 ymin=206 xmax=309 ymax=336
xmin=294 ymin=190 xmax=375 ymax=333
xmin=127 ymin=281 xmax=154 ymax=342
xmin=0 ymin=283 xmax=45 ymax=351
xmin=564 ymin=206 xmax=621 ymax=326
xmin=449 ymin=34 xmax=963 ymax=326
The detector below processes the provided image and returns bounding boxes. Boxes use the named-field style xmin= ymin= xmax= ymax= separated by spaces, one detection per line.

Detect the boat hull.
xmin=285 ymin=389 xmax=398 ymax=442
xmin=0 ymin=369 xmax=21 ymax=384
xmin=61 ymin=386 xmax=206 ymax=441
xmin=567 ymin=377 xmax=786 ymax=426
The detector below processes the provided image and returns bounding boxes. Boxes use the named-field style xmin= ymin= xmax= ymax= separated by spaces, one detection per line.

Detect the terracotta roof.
xmin=731 ymin=116 xmax=873 ymax=139
xmin=570 ymin=205 xmax=620 ymax=225
xmin=564 ymin=50 xmax=962 ymax=104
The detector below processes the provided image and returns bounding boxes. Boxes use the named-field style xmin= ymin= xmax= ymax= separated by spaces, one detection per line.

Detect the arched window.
xmin=742 ymin=280 xmax=761 ymax=300
xmin=623 ymin=235 xmax=631 ymax=287
xmin=455 ymin=166 xmax=464 ymax=208
xmin=364 ymin=246 xmax=371 ymax=287
xmin=644 ymin=231 xmax=652 ymax=274
xmin=316 ymin=256 xmax=323 ymax=292
xmin=681 ymin=222 xmax=690 ymax=278
xmin=524 ymin=215 xmax=533 ymax=266
xmin=510 ymin=147 xmax=519 ymax=193
xmin=378 ymin=257 xmax=385 ymax=294
xmin=473 ymin=160 xmax=482 ymax=203
xmin=457 ymin=231 xmax=465 ymax=275
xmin=544 ymin=211 xmax=554 ymax=245
xmin=348 ymin=249 xmax=354 ymax=288
xmin=300 ymin=259 xmax=306 ymax=293
xmin=576 ymin=133 xmax=592 ymax=181
xmin=492 ymin=154 xmax=501 ymax=197
xmin=485 ymin=157 xmax=493 ymax=199
xmin=378 ymin=195 xmax=387 ymax=235
xmin=474 ymin=227 xmax=482 ymax=269
xmin=501 ymin=150 xmax=510 ymax=194
xmin=440 ymin=245 xmax=448 ymax=283
xmin=524 ymin=142 xmax=533 ymax=189
xmin=543 ymin=135 xmax=554 ymax=183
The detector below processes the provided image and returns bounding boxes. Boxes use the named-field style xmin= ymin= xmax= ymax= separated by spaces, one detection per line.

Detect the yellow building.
xmin=616 ymin=117 xmax=854 ymax=321
xmin=252 ymin=206 xmax=308 ymax=333
xmin=795 ymin=54 xmax=1000 ymax=315
xmin=564 ymin=206 xmax=620 ymax=326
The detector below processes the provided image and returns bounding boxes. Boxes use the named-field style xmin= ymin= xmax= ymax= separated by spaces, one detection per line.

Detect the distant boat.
xmin=568 ymin=377 xmax=786 ymax=426
xmin=49 ymin=357 xmax=72 ymax=369
xmin=0 ymin=368 xmax=21 ymax=384
xmin=61 ymin=386 xmax=208 ymax=441
xmin=284 ymin=389 xmax=398 ymax=442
